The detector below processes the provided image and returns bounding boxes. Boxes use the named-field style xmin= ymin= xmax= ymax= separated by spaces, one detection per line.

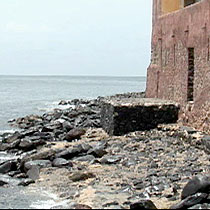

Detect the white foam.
xmin=30 ymin=191 xmax=69 ymax=209
xmin=37 ymin=102 xmax=75 ymax=113
xmin=0 ymin=152 xmax=19 ymax=162
xmin=0 ymin=129 xmax=18 ymax=135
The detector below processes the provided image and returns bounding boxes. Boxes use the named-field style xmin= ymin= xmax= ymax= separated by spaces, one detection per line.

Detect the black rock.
xmin=100 ymin=155 xmax=123 ymax=164
xmin=24 ymin=160 xmax=52 ymax=172
xmin=170 ymin=193 xmax=209 ymax=209
xmin=0 ymin=174 xmax=21 ymax=186
xmin=64 ymin=128 xmax=86 ymax=141
xmin=62 ymin=121 xmax=74 ymax=132
xmin=0 ymin=140 xmax=21 ymax=151
xmin=74 ymin=155 xmax=95 ymax=162
xmin=69 ymin=203 xmax=92 ymax=209
xmin=181 ymin=175 xmax=210 ymax=200
xmin=87 ymin=146 xmax=107 ymax=158
xmin=19 ymin=139 xmax=34 ymax=150
xmin=55 ymin=148 xmax=81 ymax=160
xmin=56 ymin=144 xmax=91 ymax=160
xmin=130 ymin=200 xmax=157 ymax=209
xmin=41 ymin=126 xmax=54 ymax=133
xmin=202 ymin=135 xmax=210 ymax=153
xmin=18 ymin=178 xmax=35 ymax=186
xmin=21 ymin=149 xmax=58 ymax=166
xmin=0 ymin=161 xmax=17 ymax=174
xmin=59 ymin=100 xmax=68 ymax=105
xmin=179 ymin=126 xmax=197 ymax=134
xmin=3 ymin=131 xmax=21 ymax=144
xmin=52 ymin=158 xmax=73 ymax=168
xmin=69 ymin=171 xmax=95 ymax=182
xmin=188 ymin=203 xmax=210 ymax=209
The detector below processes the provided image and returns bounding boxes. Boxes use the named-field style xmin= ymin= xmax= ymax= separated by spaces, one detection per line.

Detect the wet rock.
xmin=69 ymin=204 xmax=92 ymax=209
xmin=0 ymin=161 xmax=17 ymax=174
xmin=0 ymin=140 xmax=21 ymax=151
xmin=41 ymin=126 xmax=54 ymax=133
xmin=188 ymin=203 xmax=210 ymax=209
xmin=56 ymin=144 xmax=91 ymax=160
xmin=64 ymin=128 xmax=86 ymax=141
xmin=24 ymin=160 xmax=52 ymax=172
xmin=0 ymin=174 xmax=21 ymax=186
xmin=202 ymin=135 xmax=210 ymax=154
xmin=100 ymin=155 xmax=123 ymax=164
xmin=19 ymin=139 xmax=34 ymax=150
xmin=2 ymin=131 xmax=21 ymax=144
xmin=179 ymin=126 xmax=197 ymax=134
xmin=18 ymin=178 xmax=35 ymax=186
xmin=52 ymin=158 xmax=73 ymax=168
xmin=19 ymin=138 xmax=45 ymax=151
xmin=62 ymin=121 xmax=74 ymax=132
xmin=181 ymin=175 xmax=210 ymax=200
xmin=69 ymin=171 xmax=95 ymax=182
xmin=21 ymin=149 xmax=58 ymax=165
xmin=170 ymin=193 xmax=208 ymax=209
xmin=59 ymin=100 xmax=68 ymax=105
xmin=56 ymin=148 xmax=80 ymax=160
xmin=74 ymin=155 xmax=95 ymax=162
xmin=102 ymin=201 xmax=122 ymax=209
xmin=87 ymin=146 xmax=107 ymax=158
xmin=130 ymin=200 xmax=157 ymax=209
xmin=14 ymin=173 xmax=28 ymax=179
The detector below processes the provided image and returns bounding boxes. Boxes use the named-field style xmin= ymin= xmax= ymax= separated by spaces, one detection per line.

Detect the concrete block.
xmin=101 ymin=98 xmax=180 ymax=136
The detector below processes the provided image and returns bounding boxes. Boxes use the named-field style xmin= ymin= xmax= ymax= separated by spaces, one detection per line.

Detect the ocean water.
xmin=0 ymin=75 xmax=146 ymax=132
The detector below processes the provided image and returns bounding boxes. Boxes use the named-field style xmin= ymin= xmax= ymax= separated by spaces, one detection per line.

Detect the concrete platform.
xmin=101 ymin=98 xmax=180 ymax=136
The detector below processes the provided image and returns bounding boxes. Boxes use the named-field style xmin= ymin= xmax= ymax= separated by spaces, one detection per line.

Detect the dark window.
xmin=184 ymin=0 xmax=200 ymax=7
xmin=187 ymin=48 xmax=195 ymax=102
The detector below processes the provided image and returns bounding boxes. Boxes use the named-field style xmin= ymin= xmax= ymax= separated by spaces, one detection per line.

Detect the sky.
xmin=0 ymin=0 xmax=152 ymax=76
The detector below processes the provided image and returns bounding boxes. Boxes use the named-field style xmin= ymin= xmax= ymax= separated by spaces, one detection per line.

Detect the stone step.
xmin=101 ymin=98 xmax=180 ymax=136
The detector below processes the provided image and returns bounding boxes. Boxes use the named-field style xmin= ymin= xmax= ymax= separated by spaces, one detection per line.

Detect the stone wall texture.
xmin=146 ymin=0 xmax=210 ymax=133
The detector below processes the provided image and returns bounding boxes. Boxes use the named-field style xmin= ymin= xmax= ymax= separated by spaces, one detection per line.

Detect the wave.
xmin=0 ymin=129 xmax=19 ymax=136
xmin=30 ymin=190 xmax=69 ymax=209
xmin=37 ymin=101 xmax=76 ymax=112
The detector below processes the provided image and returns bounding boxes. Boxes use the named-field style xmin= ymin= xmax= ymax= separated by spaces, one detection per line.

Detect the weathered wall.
xmin=146 ymin=0 xmax=210 ymax=132
xmin=161 ymin=0 xmax=181 ymax=14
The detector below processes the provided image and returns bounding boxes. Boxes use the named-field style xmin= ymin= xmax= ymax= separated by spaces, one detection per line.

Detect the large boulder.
xmin=26 ymin=166 xmax=40 ymax=181
xmin=181 ymin=175 xmax=210 ymax=200
xmin=52 ymin=158 xmax=73 ymax=168
xmin=202 ymin=135 xmax=210 ymax=154
xmin=24 ymin=160 xmax=52 ymax=172
xmin=170 ymin=193 xmax=209 ymax=209
xmin=0 ymin=161 xmax=17 ymax=174
xmin=69 ymin=171 xmax=95 ymax=182
xmin=64 ymin=128 xmax=86 ymax=141
xmin=130 ymin=200 xmax=157 ymax=209
xmin=19 ymin=138 xmax=46 ymax=151
xmin=56 ymin=144 xmax=92 ymax=160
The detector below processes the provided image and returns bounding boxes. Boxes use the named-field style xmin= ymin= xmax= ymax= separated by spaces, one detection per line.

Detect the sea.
xmin=0 ymin=75 xmax=146 ymax=208
xmin=0 ymin=75 xmax=146 ymax=133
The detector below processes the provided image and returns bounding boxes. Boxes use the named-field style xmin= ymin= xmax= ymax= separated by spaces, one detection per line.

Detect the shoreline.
xmin=0 ymin=92 xmax=209 ymax=209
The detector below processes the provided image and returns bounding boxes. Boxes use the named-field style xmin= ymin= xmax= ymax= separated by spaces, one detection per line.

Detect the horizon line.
xmin=0 ymin=74 xmax=147 ymax=78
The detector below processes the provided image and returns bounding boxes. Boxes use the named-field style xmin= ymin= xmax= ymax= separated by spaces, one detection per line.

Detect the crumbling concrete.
xmin=101 ymin=98 xmax=180 ymax=136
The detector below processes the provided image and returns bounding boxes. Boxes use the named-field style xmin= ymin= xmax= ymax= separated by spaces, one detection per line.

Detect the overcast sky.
xmin=0 ymin=0 xmax=152 ymax=76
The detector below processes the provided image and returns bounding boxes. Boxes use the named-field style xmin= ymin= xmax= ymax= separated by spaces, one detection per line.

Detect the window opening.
xmin=187 ymin=48 xmax=195 ymax=102
xmin=184 ymin=0 xmax=201 ymax=7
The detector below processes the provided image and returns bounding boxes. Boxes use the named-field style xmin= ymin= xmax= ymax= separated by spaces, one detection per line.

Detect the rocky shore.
xmin=0 ymin=92 xmax=210 ymax=209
